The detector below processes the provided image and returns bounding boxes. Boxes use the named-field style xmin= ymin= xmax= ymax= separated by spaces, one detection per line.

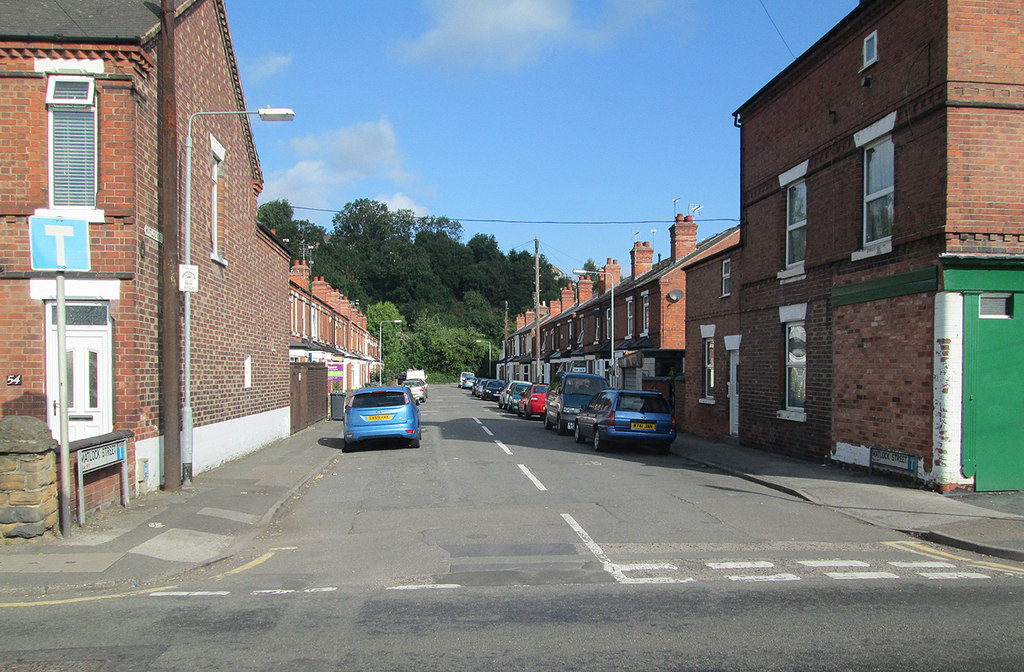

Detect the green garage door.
xmin=963 ymin=292 xmax=1024 ymax=491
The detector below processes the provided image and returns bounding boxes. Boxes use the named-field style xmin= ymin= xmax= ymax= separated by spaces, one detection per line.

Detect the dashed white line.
xmin=387 ymin=584 xmax=462 ymax=591
xmin=560 ymin=513 xmax=692 ymax=585
xmin=798 ymin=560 xmax=871 ymax=568
xmin=708 ymin=561 xmax=775 ymax=570
xmin=518 ymin=464 xmax=548 ymax=491
xmin=495 ymin=440 xmax=513 ymax=455
xmin=918 ymin=572 xmax=991 ymax=580
xmin=727 ymin=574 xmax=802 ymax=582
xmin=150 ymin=591 xmax=230 ymax=597
xmin=473 ymin=418 xmax=482 ymax=424
xmin=826 ymin=572 xmax=900 ymax=580
xmin=482 ymin=426 xmax=494 ymax=436
xmin=888 ymin=561 xmax=957 ymax=569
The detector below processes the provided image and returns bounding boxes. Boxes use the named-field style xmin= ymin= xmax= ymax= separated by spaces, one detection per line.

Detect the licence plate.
xmin=630 ymin=421 xmax=656 ymax=431
xmin=367 ymin=414 xmax=392 ymax=421
xmin=566 ymin=421 xmax=575 ymax=430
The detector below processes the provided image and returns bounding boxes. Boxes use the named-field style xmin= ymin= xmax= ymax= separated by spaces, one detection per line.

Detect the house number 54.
xmin=7 ymin=374 xmax=22 ymax=386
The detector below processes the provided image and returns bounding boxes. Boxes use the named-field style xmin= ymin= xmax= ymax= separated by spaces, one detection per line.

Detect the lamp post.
xmin=573 ymin=268 xmax=615 ymax=387
xmin=476 ymin=340 xmax=491 ymax=378
xmin=379 ymin=319 xmax=402 ymax=384
xmin=181 ymin=107 xmax=294 ymax=486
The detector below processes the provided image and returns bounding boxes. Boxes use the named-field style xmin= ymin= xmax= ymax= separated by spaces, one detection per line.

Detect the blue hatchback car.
xmin=573 ymin=389 xmax=675 ymax=453
xmin=344 ymin=386 xmax=421 ymax=448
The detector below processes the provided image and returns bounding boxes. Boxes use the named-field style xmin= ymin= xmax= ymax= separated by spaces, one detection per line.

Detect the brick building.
xmin=0 ymin=0 xmax=292 ymax=512
xmin=685 ymin=0 xmax=1024 ymax=491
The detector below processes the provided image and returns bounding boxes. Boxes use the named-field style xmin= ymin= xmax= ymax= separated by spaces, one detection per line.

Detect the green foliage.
xmin=269 ymin=197 xmax=563 ymax=380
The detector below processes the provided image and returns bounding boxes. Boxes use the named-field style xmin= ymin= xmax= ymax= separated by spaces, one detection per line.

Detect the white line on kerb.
xmin=495 ymin=441 xmax=513 ymax=455
xmin=518 ymin=464 xmax=547 ymax=491
xmin=482 ymin=426 xmax=494 ymax=436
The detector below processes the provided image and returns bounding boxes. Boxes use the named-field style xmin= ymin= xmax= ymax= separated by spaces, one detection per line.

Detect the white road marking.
xmin=473 ymin=418 xmax=482 ymax=424
xmin=617 ymin=563 xmax=679 ymax=572
xmin=727 ymin=574 xmax=802 ymax=582
xmin=826 ymin=572 xmax=900 ymax=580
xmin=799 ymin=560 xmax=871 ymax=568
xmin=482 ymin=426 xmax=494 ymax=436
xmin=518 ymin=464 xmax=548 ymax=491
xmin=495 ymin=441 xmax=513 ymax=455
xmin=560 ymin=513 xmax=693 ymax=585
xmin=150 ymin=591 xmax=230 ymax=597
xmin=387 ymin=584 xmax=462 ymax=591
xmin=888 ymin=561 xmax=957 ymax=569
xmin=918 ymin=572 xmax=991 ymax=580
xmin=708 ymin=561 xmax=775 ymax=570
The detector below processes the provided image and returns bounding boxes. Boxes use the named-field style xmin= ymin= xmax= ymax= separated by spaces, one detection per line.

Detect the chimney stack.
xmin=670 ymin=214 xmax=698 ymax=261
xmin=560 ymin=284 xmax=575 ymax=312
xmin=631 ymin=241 xmax=654 ymax=278
xmin=598 ymin=258 xmax=621 ymax=295
xmin=577 ymin=278 xmax=593 ymax=304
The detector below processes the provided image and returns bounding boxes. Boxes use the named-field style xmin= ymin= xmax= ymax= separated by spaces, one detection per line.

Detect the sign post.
xmin=30 ymin=216 xmax=91 ymax=537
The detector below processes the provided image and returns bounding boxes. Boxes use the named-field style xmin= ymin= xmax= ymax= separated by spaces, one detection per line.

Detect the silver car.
xmin=403 ymin=378 xmax=427 ymax=403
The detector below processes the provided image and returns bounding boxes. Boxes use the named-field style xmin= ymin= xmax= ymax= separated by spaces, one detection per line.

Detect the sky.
xmin=227 ymin=0 xmax=857 ymax=277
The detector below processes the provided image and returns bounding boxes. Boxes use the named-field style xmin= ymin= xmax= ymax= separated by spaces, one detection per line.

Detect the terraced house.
xmin=686 ymin=0 xmax=1024 ymax=491
xmin=0 ymin=0 xmax=292 ymax=517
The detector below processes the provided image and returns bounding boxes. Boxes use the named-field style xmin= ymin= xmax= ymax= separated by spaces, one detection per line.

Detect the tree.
xmin=256 ymin=199 xmax=325 ymax=261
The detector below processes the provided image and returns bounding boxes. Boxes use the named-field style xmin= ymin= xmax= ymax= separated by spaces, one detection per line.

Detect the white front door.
xmin=728 ymin=350 xmax=740 ymax=436
xmin=46 ymin=302 xmax=113 ymax=443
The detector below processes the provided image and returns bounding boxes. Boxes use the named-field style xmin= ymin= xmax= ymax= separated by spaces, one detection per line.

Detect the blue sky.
xmin=228 ymin=0 xmax=856 ymax=276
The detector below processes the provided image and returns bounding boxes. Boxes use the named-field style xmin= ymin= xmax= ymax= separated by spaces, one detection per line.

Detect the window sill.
xmin=699 ymin=397 xmax=715 ymax=405
xmin=777 ymin=263 xmax=805 ymax=284
xmin=211 ymin=253 xmax=229 ymax=267
xmin=776 ymin=409 xmax=807 ymax=422
xmin=851 ymin=238 xmax=892 ymax=262
xmin=35 ymin=207 xmax=105 ymax=224
xmin=720 ymin=292 xmax=731 ymax=299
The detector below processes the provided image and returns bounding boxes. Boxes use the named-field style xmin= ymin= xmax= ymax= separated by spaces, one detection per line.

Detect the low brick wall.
xmin=0 ymin=416 xmax=59 ymax=538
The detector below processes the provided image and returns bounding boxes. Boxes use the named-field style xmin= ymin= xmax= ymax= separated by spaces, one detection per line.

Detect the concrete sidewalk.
xmin=3 ymin=421 xmax=1023 ymax=598
xmin=0 ymin=421 xmax=343 ymax=596
xmin=673 ymin=433 xmax=1024 ymax=563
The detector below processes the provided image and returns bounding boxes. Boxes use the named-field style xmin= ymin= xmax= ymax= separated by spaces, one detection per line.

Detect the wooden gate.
xmin=290 ymin=362 xmax=328 ymax=434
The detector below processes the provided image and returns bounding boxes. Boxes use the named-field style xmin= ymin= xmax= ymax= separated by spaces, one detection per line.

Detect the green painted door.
xmin=963 ymin=293 xmax=1024 ymax=491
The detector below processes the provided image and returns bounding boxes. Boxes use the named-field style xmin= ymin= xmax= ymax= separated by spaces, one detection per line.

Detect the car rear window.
xmin=513 ymin=383 xmax=531 ymax=394
xmin=404 ymin=379 xmax=425 ymax=386
xmin=532 ymin=385 xmax=548 ymax=393
xmin=486 ymin=380 xmax=504 ymax=389
xmin=616 ymin=393 xmax=670 ymax=414
xmin=350 ymin=391 xmax=408 ymax=408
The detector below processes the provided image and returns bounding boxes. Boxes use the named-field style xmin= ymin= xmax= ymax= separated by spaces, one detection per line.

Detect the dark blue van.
xmin=543 ymin=371 xmax=609 ymax=435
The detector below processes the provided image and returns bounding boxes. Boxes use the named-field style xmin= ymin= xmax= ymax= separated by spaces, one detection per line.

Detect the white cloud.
xmin=291 ymin=118 xmax=416 ymax=185
xmin=261 ymin=159 xmax=349 ymax=209
xmin=377 ymin=192 xmax=430 ymax=216
xmin=400 ymin=0 xmax=665 ymax=70
xmin=242 ymin=52 xmax=293 ymax=82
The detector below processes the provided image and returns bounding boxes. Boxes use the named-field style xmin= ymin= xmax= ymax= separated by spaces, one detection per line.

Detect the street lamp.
xmin=573 ymin=268 xmax=616 ymax=387
xmin=476 ymin=340 xmax=491 ymax=378
xmin=379 ymin=320 xmax=402 ymax=384
xmin=181 ymin=107 xmax=294 ymax=486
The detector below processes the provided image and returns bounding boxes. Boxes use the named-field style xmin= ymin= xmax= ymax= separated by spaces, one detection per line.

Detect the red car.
xmin=518 ymin=383 xmax=549 ymax=419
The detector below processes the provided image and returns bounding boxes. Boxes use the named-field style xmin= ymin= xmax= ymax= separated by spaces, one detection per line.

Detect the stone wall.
xmin=0 ymin=416 xmax=58 ymax=538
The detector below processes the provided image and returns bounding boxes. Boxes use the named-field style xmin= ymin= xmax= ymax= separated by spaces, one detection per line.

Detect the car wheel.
xmin=556 ymin=415 xmax=567 ymax=436
xmin=544 ymin=413 xmax=553 ymax=430
xmin=523 ymin=408 xmax=531 ymax=420
xmin=409 ymin=431 xmax=421 ymax=449
xmin=593 ymin=429 xmax=607 ymax=452
xmin=573 ymin=423 xmax=585 ymax=443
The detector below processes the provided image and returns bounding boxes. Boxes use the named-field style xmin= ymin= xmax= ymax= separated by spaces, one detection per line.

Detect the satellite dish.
xmin=667 ymin=289 xmax=684 ymax=302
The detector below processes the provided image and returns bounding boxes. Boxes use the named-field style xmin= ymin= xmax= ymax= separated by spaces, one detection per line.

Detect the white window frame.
xmin=594 ymin=311 xmax=601 ymax=344
xmin=605 ymin=307 xmax=610 ymax=343
xmin=862 ymin=136 xmax=894 ymax=247
xmin=47 ymin=75 xmax=97 ymax=211
xmin=699 ymin=324 xmax=716 ymax=404
xmin=776 ymin=303 xmax=808 ymax=422
xmin=852 ymin=113 xmax=896 ymax=261
xmin=641 ymin=291 xmax=650 ymax=336
xmin=721 ymin=258 xmax=732 ymax=297
xmin=625 ymin=298 xmax=634 ymax=338
xmin=785 ymin=180 xmax=807 ymax=268
xmin=980 ymin=293 xmax=1013 ymax=319
xmin=210 ymin=135 xmax=227 ymax=265
xmin=862 ymin=30 xmax=878 ymax=70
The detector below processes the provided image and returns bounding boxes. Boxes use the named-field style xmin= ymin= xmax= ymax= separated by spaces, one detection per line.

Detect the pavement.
xmin=2 ymin=410 xmax=1023 ymax=597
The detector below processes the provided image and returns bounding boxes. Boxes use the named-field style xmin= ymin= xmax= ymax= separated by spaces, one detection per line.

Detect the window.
xmin=625 ymin=298 xmax=634 ymax=337
xmin=980 ymin=294 xmax=1013 ymax=319
xmin=47 ymin=76 xmax=96 ymax=208
xmin=594 ymin=311 xmax=601 ymax=343
xmin=862 ymin=31 xmax=878 ymax=69
xmin=703 ymin=338 xmax=715 ymax=399
xmin=605 ymin=308 xmax=610 ymax=343
xmin=786 ymin=181 xmax=807 ymax=267
xmin=863 ymin=137 xmax=894 ymax=245
xmin=641 ymin=292 xmax=650 ymax=334
xmin=722 ymin=258 xmax=732 ymax=296
xmin=785 ymin=323 xmax=806 ymax=411
xmin=210 ymin=136 xmax=226 ymax=262
xmin=244 ymin=355 xmax=252 ymax=389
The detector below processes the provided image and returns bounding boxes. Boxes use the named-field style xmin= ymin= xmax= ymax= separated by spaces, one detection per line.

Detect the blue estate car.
xmin=573 ymin=389 xmax=676 ymax=453
xmin=344 ymin=386 xmax=421 ymax=448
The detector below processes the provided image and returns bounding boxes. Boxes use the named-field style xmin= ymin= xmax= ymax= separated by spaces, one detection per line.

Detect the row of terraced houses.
xmin=504 ymin=0 xmax=1024 ymax=492
xmin=0 ymin=0 xmax=378 ymax=526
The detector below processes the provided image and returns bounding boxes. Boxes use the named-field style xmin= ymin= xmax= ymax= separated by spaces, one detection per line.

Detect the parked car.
xmin=472 ymin=377 xmax=489 ymax=397
xmin=544 ymin=371 xmax=609 ymax=435
xmin=344 ymin=386 xmax=421 ymax=448
xmin=573 ymin=389 xmax=676 ymax=453
xmin=506 ymin=381 xmax=533 ymax=414
xmin=499 ymin=379 xmax=530 ymax=410
xmin=518 ymin=383 xmax=548 ymax=419
xmin=402 ymin=378 xmax=427 ymax=403
xmin=481 ymin=378 xmax=506 ymax=401
xmin=459 ymin=372 xmax=476 ymax=389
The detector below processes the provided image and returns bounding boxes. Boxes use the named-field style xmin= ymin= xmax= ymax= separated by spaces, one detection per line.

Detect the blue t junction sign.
xmin=29 ymin=216 xmax=91 ymax=271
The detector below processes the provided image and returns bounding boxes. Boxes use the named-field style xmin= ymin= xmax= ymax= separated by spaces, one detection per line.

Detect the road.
xmin=3 ymin=385 xmax=1024 ymax=671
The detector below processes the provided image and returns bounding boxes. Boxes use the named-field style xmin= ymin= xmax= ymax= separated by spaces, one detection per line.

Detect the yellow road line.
xmin=214 ymin=552 xmax=276 ymax=580
xmin=0 ymin=585 xmax=176 ymax=609
xmin=885 ymin=540 xmax=1024 ymax=574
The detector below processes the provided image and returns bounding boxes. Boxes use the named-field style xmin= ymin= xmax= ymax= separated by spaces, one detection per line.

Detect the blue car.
xmin=573 ymin=389 xmax=676 ymax=453
xmin=344 ymin=386 xmax=421 ymax=448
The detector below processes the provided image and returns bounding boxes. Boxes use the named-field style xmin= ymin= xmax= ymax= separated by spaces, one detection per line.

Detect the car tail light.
xmin=604 ymin=411 xmax=616 ymax=426
xmin=671 ymin=416 xmax=676 ymax=430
